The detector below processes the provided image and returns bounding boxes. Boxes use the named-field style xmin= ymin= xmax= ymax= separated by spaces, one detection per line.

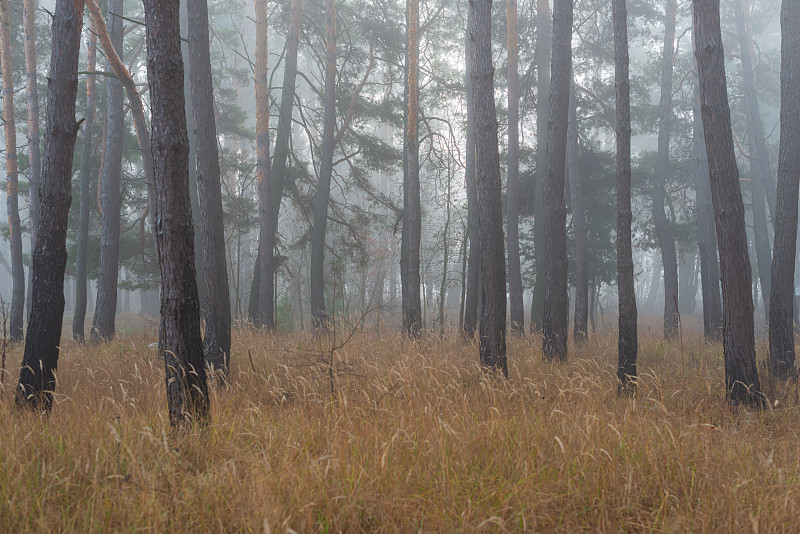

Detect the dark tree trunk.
xmin=72 ymin=18 xmax=97 ymax=342
xmin=15 ymin=0 xmax=83 ymax=409
xmin=693 ymin=68 xmax=723 ymax=341
xmin=613 ymin=0 xmax=638 ymax=393
xmin=470 ymin=0 xmax=507 ymax=376
xmin=252 ymin=0 xmax=268 ymax=328
xmin=462 ymin=11 xmax=479 ymax=340
xmin=188 ymin=0 xmax=232 ymax=371
xmin=143 ymin=0 xmax=209 ymax=425
xmin=733 ymin=0 xmax=777 ymax=219
xmin=260 ymin=0 xmax=302 ymax=330
xmin=541 ymin=0 xmax=573 ymax=362
xmin=530 ymin=0 xmax=551 ymax=333
xmin=91 ymin=0 xmax=124 ymax=342
xmin=506 ymin=0 xmax=523 ymax=334
xmin=768 ymin=0 xmax=800 ymax=379
xmin=567 ymin=79 xmax=588 ymax=343
xmin=310 ymin=0 xmax=337 ymax=331
xmin=23 ymin=0 xmax=40 ymax=318
xmin=652 ymin=0 xmax=679 ymax=338
xmin=402 ymin=0 xmax=422 ymax=338
xmin=693 ymin=0 xmax=762 ymax=406
xmin=1 ymin=0 xmax=25 ymax=342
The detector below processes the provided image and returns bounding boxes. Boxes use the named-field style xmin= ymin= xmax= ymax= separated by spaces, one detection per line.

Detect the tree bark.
xmin=1 ymin=0 xmax=26 ymax=342
xmin=15 ymin=0 xmax=84 ymax=409
xmin=252 ymin=0 xmax=269 ymax=329
xmin=652 ymin=0 xmax=679 ymax=338
xmin=567 ymin=79 xmax=588 ymax=343
xmin=143 ymin=0 xmax=209 ymax=425
xmin=91 ymin=0 xmax=125 ymax=342
xmin=542 ymin=0 xmax=573 ymax=362
xmin=693 ymin=0 xmax=762 ymax=406
xmin=73 ymin=23 xmax=97 ymax=341
xmin=23 ymin=0 xmax=40 ymax=318
xmin=310 ymin=0 xmax=337 ymax=331
xmin=470 ymin=0 xmax=507 ymax=376
xmin=462 ymin=10 xmax=479 ymax=340
xmin=693 ymin=66 xmax=723 ymax=341
xmin=531 ymin=0 xmax=551 ymax=333
xmin=506 ymin=0 xmax=524 ymax=334
xmin=613 ymin=0 xmax=638 ymax=393
xmin=188 ymin=0 xmax=232 ymax=371
xmin=768 ymin=0 xmax=800 ymax=380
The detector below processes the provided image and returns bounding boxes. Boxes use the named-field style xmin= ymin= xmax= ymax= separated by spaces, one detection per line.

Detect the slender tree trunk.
xmin=310 ymin=0 xmax=336 ymax=331
xmin=463 ymin=12 xmax=479 ymax=340
xmin=73 ymin=26 xmax=97 ymax=341
xmin=745 ymin=126 xmax=772 ymax=315
xmin=542 ymin=0 xmax=573 ymax=362
xmin=470 ymin=0 xmax=507 ymax=376
xmin=15 ymin=0 xmax=84 ymax=409
xmin=1 ymin=0 xmax=25 ymax=342
xmin=91 ymin=0 xmax=124 ymax=342
xmin=733 ymin=0 xmax=777 ymax=219
xmin=188 ymin=0 xmax=232 ymax=371
xmin=23 ymin=0 xmax=40 ymax=318
xmin=143 ymin=0 xmax=209 ymax=425
xmin=252 ymin=0 xmax=269 ymax=329
xmin=506 ymin=0 xmax=524 ymax=334
xmin=402 ymin=0 xmax=422 ymax=338
xmin=567 ymin=79 xmax=588 ymax=343
xmin=768 ymin=0 xmax=800 ymax=380
xmin=438 ymin=165 xmax=452 ymax=336
xmin=613 ymin=0 xmax=638 ymax=393
xmin=693 ymin=64 xmax=723 ymax=341
xmin=260 ymin=0 xmax=302 ymax=329
xmin=694 ymin=0 xmax=762 ymax=406
xmin=653 ymin=0 xmax=679 ymax=338
xmin=531 ymin=0 xmax=551 ymax=333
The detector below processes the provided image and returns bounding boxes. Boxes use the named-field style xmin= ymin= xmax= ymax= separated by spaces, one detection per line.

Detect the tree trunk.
xmin=733 ymin=0 xmax=777 ymax=219
xmin=91 ymin=0 xmax=124 ymax=342
xmin=15 ymin=0 xmax=84 ymax=409
xmin=652 ymin=0 xmax=679 ymax=338
xmin=613 ymin=0 xmax=638 ymax=394
xmin=768 ymin=0 xmax=800 ymax=379
xmin=401 ymin=0 xmax=422 ymax=338
xmin=542 ymin=0 xmax=573 ymax=362
xmin=310 ymin=0 xmax=336 ymax=331
xmin=438 ymin=162 xmax=453 ymax=336
xmin=1 ymin=0 xmax=25 ymax=342
xmin=188 ymin=0 xmax=232 ymax=371
xmin=23 ymin=0 xmax=40 ymax=319
xmin=260 ymin=0 xmax=302 ymax=330
xmin=462 ymin=11 xmax=479 ymax=340
xmin=745 ymin=125 xmax=772 ymax=315
xmin=693 ymin=65 xmax=723 ymax=341
xmin=506 ymin=0 xmax=524 ymax=334
xmin=531 ymin=0 xmax=551 ymax=333
xmin=252 ymin=0 xmax=269 ymax=329
xmin=567 ymin=79 xmax=588 ymax=343
xmin=143 ymin=0 xmax=209 ymax=425
xmin=693 ymin=0 xmax=762 ymax=406
xmin=73 ymin=24 xmax=97 ymax=341
xmin=470 ymin=0 xmax=507 ymax=376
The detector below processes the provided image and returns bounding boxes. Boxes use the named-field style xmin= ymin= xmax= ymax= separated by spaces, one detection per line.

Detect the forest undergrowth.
xmin=1 ymin=322 xmax=799 ymax=532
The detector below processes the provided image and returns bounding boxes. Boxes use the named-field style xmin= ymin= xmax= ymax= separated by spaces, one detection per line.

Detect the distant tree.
xmin=566 ymin=79 xmax=588 ymax=343
xmin=768 ymin=0 xmax=800 ymax=380
xmin=0 ymin=0 xmax=26 ymax=342
xmin=143 ymin=0 xmax=209 ymax=424
xmin=16 ymin=0 xmax=84 ymax=409
xmin=470 ymin=0 xmax=507 ymax=376
xmin=613 ymin=0 xmax=637 ymax=393
xmin=694 ymin=0 xmax=762 ymax=406
xmin=542 ymin=0 xmax=573 ymax=362
xmin=23 ymin=0 xmax=41 ymax=317
xmin=462 ymin=9 xmax=479 ymax=340
xmin=188 ymin=0 xmax=232 ymax=370
xmin=506 ymin=0 xmax=523 ymax=334
xmin=652 ymin=0 xmax=679 ymax=339
xmin=402 ymin=0 xmax=422 ymax=338
xmin=253 ymin=0 xmax=269 ymax=328
xmin=91 ymin=0 xmax=124 ymax=342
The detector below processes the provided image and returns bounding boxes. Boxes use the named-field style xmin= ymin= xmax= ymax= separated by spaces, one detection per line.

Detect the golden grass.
xmin=1 ymin=323 xmax=799 ymax=532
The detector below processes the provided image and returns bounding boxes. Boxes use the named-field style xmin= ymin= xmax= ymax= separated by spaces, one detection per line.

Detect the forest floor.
xmin=0 ymin=322 xmax=798 ymax=532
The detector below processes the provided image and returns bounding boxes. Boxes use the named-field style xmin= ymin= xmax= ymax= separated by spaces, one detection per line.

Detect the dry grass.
xmin=1 ymin=322 xmax=800 ymax=532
